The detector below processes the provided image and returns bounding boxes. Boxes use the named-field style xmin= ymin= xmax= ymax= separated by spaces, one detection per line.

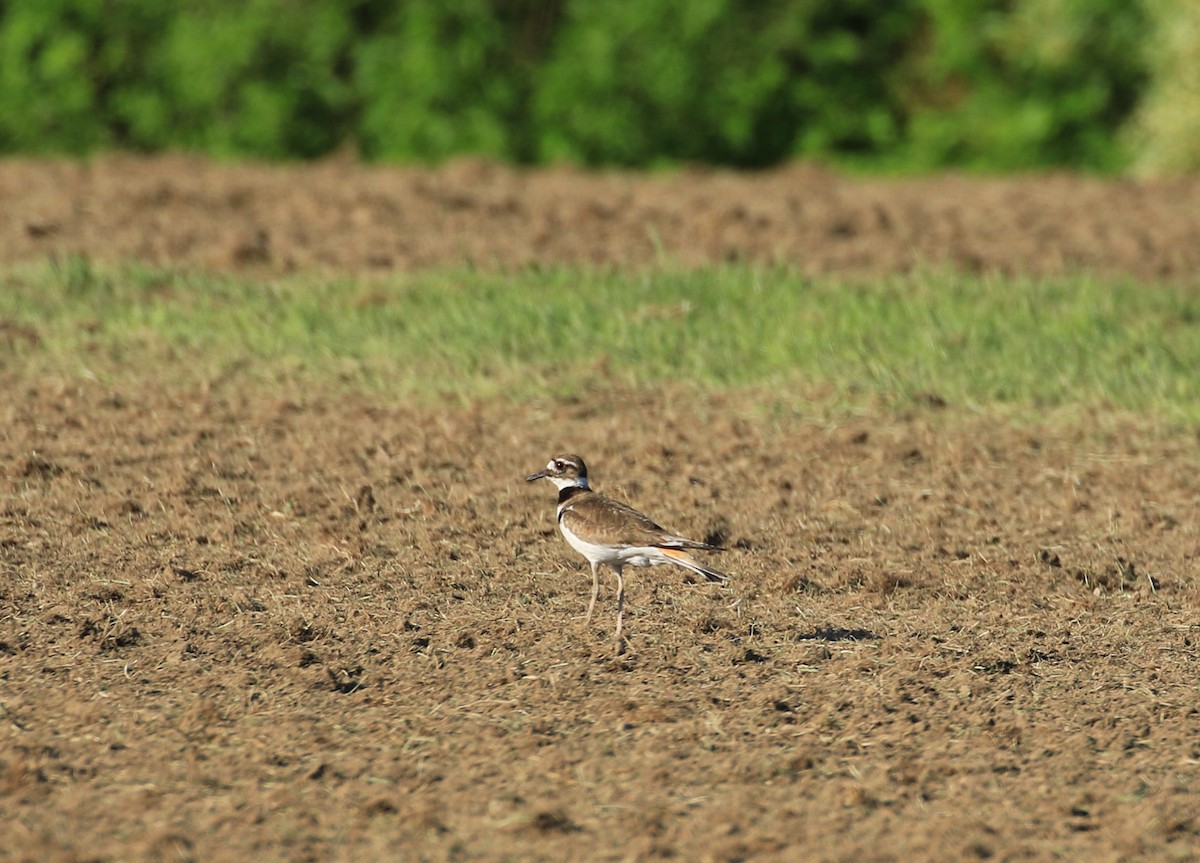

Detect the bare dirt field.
xmin=2 ymin=158 xmax=1200 ymax=862
xmin=4 ymin=155 xmax=1200 ymax=279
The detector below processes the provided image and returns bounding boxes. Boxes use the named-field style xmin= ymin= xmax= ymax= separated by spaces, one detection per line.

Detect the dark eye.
xmin=554 ymin=460 xmax=566 ymax=470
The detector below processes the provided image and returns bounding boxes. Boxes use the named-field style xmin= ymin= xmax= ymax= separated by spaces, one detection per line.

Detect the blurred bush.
xmin=0 ymin=0 xmax=1176 ymax=171
xmin=1125 ymin=0 xmax=1200 ymax=175
xmin=898 ymin=0 xmax=1147 ymax=171
xmin=530 ymin=0 xmax=917 ymax=167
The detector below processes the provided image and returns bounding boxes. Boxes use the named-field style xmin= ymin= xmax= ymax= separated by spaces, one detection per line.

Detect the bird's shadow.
xmin=796 ymin=626 xmax=880 ymax=643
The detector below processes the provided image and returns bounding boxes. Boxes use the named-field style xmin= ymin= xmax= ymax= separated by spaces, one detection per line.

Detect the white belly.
xmin=559 ymin=521 xmax=665 ymax=570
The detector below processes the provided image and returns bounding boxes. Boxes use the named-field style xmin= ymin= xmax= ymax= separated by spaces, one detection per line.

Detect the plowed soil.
xmin=2 ymin=157 xmax=1200 ymax=863
xmin=4 ymin=155 xmax=1200 ymax=278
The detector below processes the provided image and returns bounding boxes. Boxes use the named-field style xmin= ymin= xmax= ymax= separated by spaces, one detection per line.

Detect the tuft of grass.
xmin=2 ymin=259 xmax=1199 ymax=420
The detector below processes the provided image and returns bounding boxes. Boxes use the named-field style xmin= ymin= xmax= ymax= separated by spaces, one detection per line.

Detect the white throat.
xmin=549 ymin=476 xmax=589 ymax=491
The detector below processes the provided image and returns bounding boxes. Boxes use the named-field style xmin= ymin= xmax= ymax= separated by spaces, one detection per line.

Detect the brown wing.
xmin=560 ymin=494 xmax=718 ymax=550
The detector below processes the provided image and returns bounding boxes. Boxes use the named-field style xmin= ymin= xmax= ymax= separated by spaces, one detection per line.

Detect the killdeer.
xmin=526 ymin=453 xmax=727 ymax=652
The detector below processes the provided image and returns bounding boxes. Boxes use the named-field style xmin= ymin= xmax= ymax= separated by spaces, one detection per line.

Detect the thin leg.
xmin=613 ymin=565 xmax=626 ymax=655
xmin=585 ymin=561 xmax=600 ymax=623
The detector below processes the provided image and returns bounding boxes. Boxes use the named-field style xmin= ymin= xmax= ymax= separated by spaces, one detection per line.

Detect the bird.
xmin=525 ymin=452 xmax=728 ymax=653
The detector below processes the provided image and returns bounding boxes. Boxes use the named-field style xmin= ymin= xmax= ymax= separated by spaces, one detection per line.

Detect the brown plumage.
xmin=558 ymin=491 xmax=724 ymax=558
xmin=526 ymin=452 xmax=728 ymax=653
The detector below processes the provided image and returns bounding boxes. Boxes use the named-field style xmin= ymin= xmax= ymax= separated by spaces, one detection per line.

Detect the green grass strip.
xmin=2 ymin=258 xmax=1198 ymax=420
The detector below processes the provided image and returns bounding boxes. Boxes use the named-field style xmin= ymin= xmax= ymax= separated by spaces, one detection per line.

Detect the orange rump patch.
xmin=659 ymin=547 xmax=697 ymax=565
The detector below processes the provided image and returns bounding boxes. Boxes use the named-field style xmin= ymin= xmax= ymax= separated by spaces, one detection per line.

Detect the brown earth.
xmin=2 ymin=158 xmax=1200 ymax=863
xmin=4 ymin=155 xmax=1200 ymax=279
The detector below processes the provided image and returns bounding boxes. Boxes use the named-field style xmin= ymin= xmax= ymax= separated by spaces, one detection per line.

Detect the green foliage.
xmin=0 ymin=0 xmax=1162 ymax=170
xmin=897 ymin=0 xmax=1149 ymax=170
xmin=533 ymin=0 xmax=916 ymax=166
xmin=155 ymin=0 xmax=356 ymax=157
xmin=1125 ymin=0 xmax=1200 ymax=175
xmin=354 ymin=2 xmax=524 ymax=161
xmin=0 ymin=0 xmax=160 ymax=152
